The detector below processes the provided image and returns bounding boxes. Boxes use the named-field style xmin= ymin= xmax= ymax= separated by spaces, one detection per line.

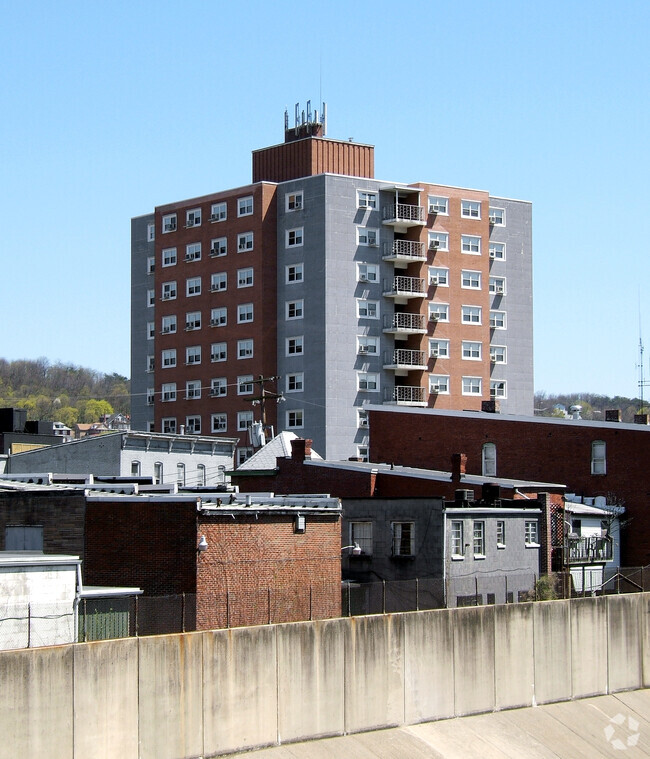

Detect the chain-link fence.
xmin=0 ymin=600 xmax=76 ymax=651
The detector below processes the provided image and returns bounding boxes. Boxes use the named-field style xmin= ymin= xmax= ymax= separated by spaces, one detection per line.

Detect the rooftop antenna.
xmin=638 ymin=293 xmax=649 ymax=412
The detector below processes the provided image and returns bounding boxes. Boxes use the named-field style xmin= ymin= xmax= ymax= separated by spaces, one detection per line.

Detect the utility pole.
xmin=249 ymin=375 xmax=284 ymax=445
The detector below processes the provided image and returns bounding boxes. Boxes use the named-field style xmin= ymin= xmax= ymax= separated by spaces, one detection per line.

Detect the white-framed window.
xmin=286 ymin=300 xmax=303 ymax=320
xmin=287 ymin=409 xmax=304 ymax=429
xmin=357 ymin=299 xmax=379 ymax=319
xmin=358 ymin=372 xmax=379 ymax=391
xmin=237 ymin=375 xmax=254 ymax=395
xmin=461 ymin=200 xmax=481 ymax=219
xmin=186 ymin=345 xmax=201 ymax=365
xmin=357 ymin=445 xmax=369 ymax=462
xmin=197 ymin=463 xmax=206 ymax=486
xmin=450 ymin=521 xmax=464 ymax=558
xmin=210 ymin=237 xmax=227 ymax=257
xmin=162 ymin=281 xmax=177 ymax=300
xmin=147 ymin=256 xmax=155 ymax=274
xmin=186 ymin=208 xmax=201 ymax=227
xmin=186 ymin=277 xmax=201 ymax=297
xmin=392 ymin=522 xmax=415 ymax=557
xmin=461 ymin=235 xmax=481 ymax=255
xmin=162 ymin=417 xmax=176 ymax=434
xmin=185 ymin=414 xmax=201 ymax=433
xmin=210 ymin=202 xmax=227 ymax=222
xmin=357 ymin=191 xmax=377 ymax=209
xmin=428 ymin=232 xmax=449 ymax=252
xmin=153 ymin=461 xmax=163 ymax=483
xmin=286 ymin=373 xmax=304 ymax=393
xmin=237 ymin=339 xmax=253 ymax=359
xmin=147 ymin=289 xmax=155 ymax=307
xmin=489 ymin=207 xmax=505 ymax=225
xmin=357 ymin=336 xmax=379 ymax=355
xmin=482 ymin=442 xmax=497 ymax=477
xmin=429 ymin=339 xmax=449 ymax=359
xmin=237 ymin=195 xmax=253 ymax=217
xmin=147 ymin=223 xmax=155 ymax=242
xmin=186 ymin=380 xmax=201 ymax=400
xmin=591 ymin=441 xmax=606 ymax=475
xmin=177 ymin=463 xmax=185 ymax=486
xmin=237 ymin=232 xmax=254 ymax=252
xmin=146 ymin=388 xmax=155 ymax=406
xmin=358 ymin=263 xmax=379 ymax=283
xmin=461 ymin=305 xmax=482 ymax=324
xmin=489 ymin=277 xmax=506 ymax=295
xmin=237 ymin=410 xmax=253 ymax=431
xmin=462 ymin=376 xmax=482 ymax=395
xmin=146 ymin=355 xmax=155 ymax=373
xmin=489 ymin=241 xmax=506 ymax=261
xmin=286 ymin=228 xmax=304 ymax=247
xmin=147 ymin=321 xmax=155 ymax=340
xmin=211 ymin=413 xmax=227 ymax=432
xmin=490 ymin=310 xmax=506 ymax=329
xmin=350 ymin=521 xmax=373 ymax=554
xmin=237 ymin=303 xmax=254 ymax=323
xmin=211 ymin=272 xmax=227 ymax=292
xmin=286 ymin=263 xmax=304 ymax=283
xmin=490 ymin=345 xmax=507 ymax=364
xmin=286 ymin=191 xmax=303 ymax=211
xmin=428 ymin=196 xmax=448 ymax=215
xmin=162 ymin=247 xmax=177 ymax=267
xmin=462 ymin=341 xmax=482 ymax=360
xmin=211 ymin=342 xmax=227 ymax=362
xmin=496 ymin=519 xmax=506 ymax=547
xmin=429 ymin=374 xmax=450 ymax=394
xmin=473 ymin=521 xmax=485 ymax=557
xmin=210 ymin=307 xmax=227 ymax=327
xmin=490 ymin=380 xmax=507 ymax=398
xmin=286 ymin=336 xmax=304 ymax=356
xmin=185 ymin=311 xmax=201 ymax=331
xmin=162 ymin=213 xmax=177 ymax=233
xmin=237 ymin=268 xmax=253 ymax=288
xmin=161 ymin=382 xmax=176 ymax=402
xmin=148 ymin=421 xmax=155 ymax=433
xmin=237 ymin=447 xmax=254 ymax=466
xmin=429 ymin=267 xmax=449 ymax=286
xmin=357 ymin=227 xmax=379 ymax=247
xmin=211 ymin=377 xmax=227 ymax=397
xmin=461 ymin=270 xmax=481 ymax=289
xmin=358 ymin=408 xmax=369 ymax=428
xmin=161 ymin=349 xmax=176 ymax=368
xmin=525 ymin=520 xmax=539 ymax=546
xmin=429 ymin=302 xmax=450 ymax=322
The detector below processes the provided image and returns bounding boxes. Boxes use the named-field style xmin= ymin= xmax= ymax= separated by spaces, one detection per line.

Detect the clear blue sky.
xmin=1 ymin=0 xmax=648 ymax=398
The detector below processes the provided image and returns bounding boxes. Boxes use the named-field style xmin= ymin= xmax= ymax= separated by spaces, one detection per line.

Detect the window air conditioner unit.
xmin=359 ymin=275 xmax=370 ymax=283
xmin=429 ymin=240 xmax=440 ymax=250
xmin=239 ymin=244 xmax=247 ymax=251
xmin=431 ymin=349 xmax=439 ymax=358
xmin=369 ymin=240 xmax=378 ymax=247
xmin=429 ymin=314 xmax=440 ymax=322
xmin=489 ymin=250 xmax=496 ymax=259
xmin=429 ymin=206 xmax=438 ymax=214
xmin=209 ymin=214 xmax=218 ymax=221
xmin=162 ymin=327 xmax=170 ymax=334
xmin=490 ymin=352 xmax=497 ymax=362
xmin=430 ymin=277 xmax=439 ymax=285
xmin=360 ymin=419 xmax=369 ymax=427
xmin=431 ymin=385 xmax=440 ymax=393
xmin=496 ymin=286 xmax=504 ymax=294
xmin=358 ymin=346 xmax=369 ymax=354
xmin=489 ymin=216 xmax=498 ymax=224
xmin=164 ymin=222 xmax=176 ymax=231
xmin=490 ymin=320 xmax=497 ymax=328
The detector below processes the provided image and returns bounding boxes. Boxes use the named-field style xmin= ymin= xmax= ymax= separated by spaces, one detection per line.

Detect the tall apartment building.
xmin=131 ymin=106 xmax=533 ymax=462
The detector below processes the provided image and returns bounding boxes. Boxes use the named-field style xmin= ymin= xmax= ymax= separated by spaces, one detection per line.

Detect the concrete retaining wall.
xmin=0 ymin=594 xmax=648 ymax=759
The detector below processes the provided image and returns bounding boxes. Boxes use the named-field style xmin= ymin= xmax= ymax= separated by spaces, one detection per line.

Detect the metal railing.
xmin=384 ymin=312 xmax=427 ymax=332
xmin=385 ymin=349 xmax=426 ymax=368
xmin=564 ymin=536 xmax=613 ymax=564
xmin=382 ymin=204 xmax=425 ymax=223
xmin=385 ymin=385 xmax=426 ymax=404
xmin=384 ymin=276 xmax=426 ymax=296
xmin=383 ymin=239 xmax=426 ymax=260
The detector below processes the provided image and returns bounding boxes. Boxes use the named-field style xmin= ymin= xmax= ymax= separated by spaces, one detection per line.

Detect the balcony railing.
xmin=563 ymin=536 xmax=613 ymax=565
xmin=384 ymin=349 xmax=427 ymax=370
xmin=382 ymin=239 xmax=426 ymax=263
xmin=383 ymin=312 xmax=427 ymax=334
xmin=383 ymin=276 xmax=426 ymax=299
xmin=382 ymin=204 xmax=425 ymax=227
xmin=384 ymin=385 xmax=427 ymax=406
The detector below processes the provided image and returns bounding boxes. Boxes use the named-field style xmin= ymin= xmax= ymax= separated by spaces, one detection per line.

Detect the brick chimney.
xmin=451 ymin=453 xmax=467 ymax=483
xmin=290 ymin=438 xmax=312 ymax=462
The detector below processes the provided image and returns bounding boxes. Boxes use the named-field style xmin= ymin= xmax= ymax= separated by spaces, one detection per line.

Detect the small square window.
xmin=462 ymin=376 xmax=482 ymax=395
xmin=186 ymin=208 xmax=201 ymax=228
xmin=162 ymin=417 xmax=177 ymax=434
xmin=162 ymin=315 xmax=177 ymax=334
xmin=237 ymin=411 xmax=253 ymax=431
xmin=237 ymin=303 xmax=254 ymax=323
xmin=357 ymin=299 xmax=379 ymax=319
xmin=461 ymin=270 xmax=481 ymax=289
xmin=357 ymin=191 xmax=377 ymax=210
xmin=185 ymin=415 xmax=201 ymax=434
xmin=186 ymin=345 xmax=201 ymax=365
xmin=286 ymin=191 xmax=303 ymax=211
xmin=211 ymin=237 xmax=227 ymax=257
xmin=286 ymin=300 xmax=303 ymax=320
xmin=238 ymin=375 xmax=254 ymax=395
xmin=461 ymin=235 xmax=481 ymax=255
xmin=238 ymin=232 xmax=254 ymax=252
xmin=162 ymin=247 xmax=177 ymax=267
xmin=211 ymin=377 xmax=227 ymax=397
xmin=287 ymin=409 xmax=304 ymax=428
xmin=212 ymin=413 xmax=227 ymax=432
xmin=237 ymin=339 xmax=253 ymax=359
xmin=210 ymin=307 xmax=227 ymax=327
xmin=162 ymin=382 xmax=176 ymax=402
xmin=428 ymin=196 xmax=448 ymax=215
xmin=429 ymin=375 xmax=449 ymax=394
xmin=211 ymin=272 xmax=227 ymax=292
xmin=286 ymin=228 xmax=304 ymax=247
xmin=489 ymin=207 xmax=505 ymax=226
xmin=210 ymin=202 xmax=227 ymax=222
xmin=237 ymin=268 xmax=253 ymax=288
xmin=162 ymin=214 xmax=177 ymax=233
xmin=286 ymin=263 xmax=304 ymax=283
xmin=186 ymin=277 xmax=201 ymax=297
xmin=287 ymin=336 xmax=304 ymax=356
xmin=286 ymin=373 xmax=304 ymax=393
xmin=238 ymin=196 xmax=253 ymax=217
xmin=162 ymin=281 xmax=177 ymax=300
xmin=211 ymin=342 xmax=227 ymax=362
xmin=461 ymin=200 xmax=481 ymax=219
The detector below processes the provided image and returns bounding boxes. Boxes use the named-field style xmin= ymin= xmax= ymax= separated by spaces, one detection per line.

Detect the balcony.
xmin=382 ymin=239 xmax=426 ymax=266
xmin=383 ymin=312 xmax=427 ymax=336
xmin=383 ymin=349 xmax=427 ymax=373
xmin=383 ymin=276 xmax=426 ymax=303
xmin=382 ymin=204 xmax=425 ymax=229
xmin=563 ymin=536 xmax=613 ymax=565
xmin=383 ymin=385 xmax=427 ymax=407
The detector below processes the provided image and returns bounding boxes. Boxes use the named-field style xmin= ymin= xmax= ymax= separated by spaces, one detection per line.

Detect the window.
xmin=462 ymin=341 xmax=482 ymax=360
xmin=211 ymin=413 xmax=227 ymax=432
xmin=147 ymin=289 xmax=155 ymax=307
xmin=286 ymin=373 xmax=304 ymax=393
xmin=429 ymin=267 xmax=449 ymax=286
xmin=450 ymin=521 xmax=464 ymax=557
xmin=146 ymin=388 xmax=155 ymax=406
xmin=161 ymin=382 xmax=176 ymax=402
xmin=358 ymin=372 xmax=379 ymax=391
xmin=211 ymin=307 xmax=227 ymax=327
xmin=147 ymin=355 xmax=155 ymax=373
xmin=286 ymin=228 xmax=304 ymax=247
xmin=496 ymin=520 xmax=506 ymax=547
xmin=186 ymin=346 xmax=201 ymax=365
xmin=429 ymin=303 xmax=449 ymax=322
xmin=461 ymin=235 xmax=481 ymax=254
xmin=490 ymin=310 xmax=506 ymax=329
xmin=210 ymin=237 xmax=227 ymax=257
xmin=237 ymin=411 xmax=253 ymax=431
xmin=489 ymin=277 xmax=506 ymax=295
xmin=358 ymin=409 xmax=369 ymax=428
xmin=153 ymin=462 xmax=163 ymax=484
xmin=237 ymin=303 xmax=254 ymax=323
xmin=392 ymin=522 xmax=415 ymax=556
xmin=286 ymin=191 xmax=303 ymax=211
xmin=357 ymin=191 xmax=377 ymax=209
xmin=357 ymin=299 xmax=379 ymax=319
xmin=462 ymin=270 xmax=481 ymax=289
xmin=238 ymin=196 xmax=253 ymax=217
xmin=211 ymin=272 xmax=227 ymax=292
xmin=162 ymin=247 xmax=177 ymax=267
xmin=429 ymin=375 xmax=449 ymax=394
xmin=5 ymin=526 xmax=44 ymax=551
xmin=429 ymin=339 xmax=449 ymax=359
xmin=237 ymin=268 xmax=253 ymax=288
xmin=211 ymin=342 xmax=227 ymax=362
xmin=357 ymin=445 xmax=369 ymax=462
xmin=238 ymin=375 xmax=254 ymax=395
xmin=286 ymin=263 xmax=304 ymax=283
xmin=490 ymin=345 xmax=507 ymax=364
xmin=162 ymin=417 xmax=176 ymax=434
xmin=525 ymin=520 xmax=539 ymax=546
xmin=357 ymin=227 xmax=379 ymax=246
xmin=490 ymin=380 xmax=507 ymax=398
xmin=462 ymin=376 xmax=482 ymax=395
xmin=428 ymin=196 xmax=448 ymax=214
xmin=162 ymin=213 xmax=177 ymax=233
xmin=147 ymin=223 xmax=155 ymax=242
xmin=237 ymin=447 xmax=254 ymax=466
xmin=162 ymin=281 xmax=177 ymax=300
xmin=161 ymin=349 xmax=176 ymax=368
xmin=186 ymin=208 xmax=201 ymax=227
xmin=177 ymin=463 xmax=186 ymax=486
xmin=461 ymin=305 xmax=482 ymax=324
xmin=186 ymin=380 xmax=201 ymax=400
xmin=428 ymin=232 xmax=449 ymax=252
xmin=489 ymin=207 xmax=505 ymax=225
xmin=237 ymin=339 xmax=253 ymax=359
xmin=185 ymin=311 xmax=201 ymax=330
xmin=210 ymin=202 xmax=227 ymax=222
xmin=350 ymin=521 xmax=373 ymax=554
xmin=147 ymin=321 xmax=155 ymax=340
xmin=286 ymin=300 xmax=303 ymax=320
xmin=185 ymin=415 xmax=201 ymax=434
xmin=186 ymin=277 xmax=201 ymax=297
xmin=211 ymin=377 xmax=227 ymax=397
xmin=482 ymin=442 xmax=497 ymax=477
xmin=358 ymin=263 xmax=379 ymax=283
xmin=357 ymin=336 xmax=379 ymax=355
xmin=473 ymin=521 xmax=485 ymax=556
xmin=161 ymin=315 xmax=176 ymax=334
xmin=197 ymin=464 xmax=206 ymax=486
xmin=286 ymin=336 xmax=303 ymax=356
xmin=461 ymin=200 xmax=481 ymax=219
xmin=238 ymin=232 xmax=254 ymax=252
xmin=591 ymin=441 xmax=606 ymax=475
xmin=489 ymin=242 xmax=506 ymax=260
xmin=287 ymin=409 xmax=304 ymax=428
xmin=131 ymin=460 xmax=141 ymax=476
xmin=147 ymin=256 xmax=155 ymax=274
